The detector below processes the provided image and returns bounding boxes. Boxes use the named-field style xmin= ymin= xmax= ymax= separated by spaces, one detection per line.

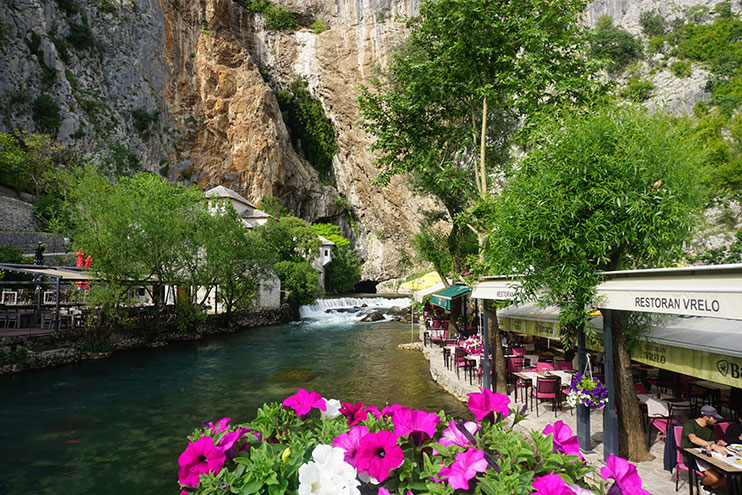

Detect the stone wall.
xmin=0 ymin=195 xmax=37 ymax=232
xmin=0 ymin=232 xmax=68 ymax=255
xmin=0 ymin=305 xmax=294 ymax=374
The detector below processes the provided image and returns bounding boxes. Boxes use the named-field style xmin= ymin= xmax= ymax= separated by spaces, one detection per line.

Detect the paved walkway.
xmin=421 ymin=343 xmax=706 ymax=495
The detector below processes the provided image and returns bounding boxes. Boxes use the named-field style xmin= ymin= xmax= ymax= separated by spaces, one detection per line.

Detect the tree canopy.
xmin=486 ymin=104 xmax=708 ymax=328
xmin=358 ymin=0 xmax=599 ymax=278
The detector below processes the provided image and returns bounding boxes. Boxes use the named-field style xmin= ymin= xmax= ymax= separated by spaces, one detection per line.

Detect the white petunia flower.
xmin=322 ymin=399 xmax=342 ymax=419
xmin=298 ymin=445 xmax=360 ymax=495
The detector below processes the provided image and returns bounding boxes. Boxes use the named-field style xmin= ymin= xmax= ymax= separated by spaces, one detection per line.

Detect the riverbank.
xmin=417 ymin=322 xmax=688 ymax=495
xmin=0 ymin=306 xmax=293 ymax=375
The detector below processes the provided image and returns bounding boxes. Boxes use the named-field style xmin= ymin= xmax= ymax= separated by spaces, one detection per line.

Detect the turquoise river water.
xmin=0 ymin=297 xmax=469 ymax=494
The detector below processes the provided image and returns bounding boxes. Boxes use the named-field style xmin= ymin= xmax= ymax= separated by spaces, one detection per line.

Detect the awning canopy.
xmin=0 ymin=263 xmax=94 ymax=281
xmin=430 ymin=284 xmax=470 ymax=311
xmin=400 ymin=271 xmax=445 ymax=292
xmin=471 ymin=277 xmax=520 ymax=300
xmin=497 ymin=301 xmax=742 ymax=387
xmin=413 ymin=281 xmax=448 ymax=303
xmin=596 ymin=264 xmax=742 ymax=320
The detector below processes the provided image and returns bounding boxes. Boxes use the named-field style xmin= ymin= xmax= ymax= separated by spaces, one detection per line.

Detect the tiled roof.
xmin=204 ymin=185 xmax=257 ymax=208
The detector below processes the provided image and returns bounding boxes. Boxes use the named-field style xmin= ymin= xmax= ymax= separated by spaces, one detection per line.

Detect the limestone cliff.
xmin=0 ymin=0 xmax=733 ymax=281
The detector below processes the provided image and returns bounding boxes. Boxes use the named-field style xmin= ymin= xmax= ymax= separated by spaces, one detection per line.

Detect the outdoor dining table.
xmin=512 ymin=371 xmax=574 ymax=411
xmin=684 ymin=447 xmax=742 ymax=495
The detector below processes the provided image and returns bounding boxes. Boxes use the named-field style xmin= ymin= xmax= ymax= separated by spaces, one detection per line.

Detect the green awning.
xmin=430 ymin=284 xmax=470 ymax=311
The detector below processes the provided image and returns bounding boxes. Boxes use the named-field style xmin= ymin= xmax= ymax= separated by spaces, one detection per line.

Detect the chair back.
xmin=715 ymin=421 xmax=732 ymax=440
xmin=555 ymin=360 xmax=572 ymax=371
xmin=431 ymin=319 xmax=441 ymax=329
xmin=673 ymin=425 xmax=687 ymax=468
xmin=535 ymin=377 xmax=559 ymax=398
xmin=536 ymin=362 xmax=554 ymax=372
xmin=507 ymin=356 xmax=524 ymax=373
xmin=634 ymin=382 xmax=647 ymax=394
xmin=442 ymin=320 xmax=449 ymax=330
xmin=512 ymin=347 xmax=526 ymax=356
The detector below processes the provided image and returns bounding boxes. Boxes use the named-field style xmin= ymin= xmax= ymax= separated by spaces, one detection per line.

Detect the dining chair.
xmin=453 ymin=347 xmax=471 ymax=381
xmin=555 ymin=360 xmax=573 ymax=371
xmin=673 ymin=425 xmax=704 ymax=492
xmin=512 ymin=347 xmax=527 ymax=356
xmin=714 ymin=421 xmax=732 ymax=441
xmin=536 ymin=362 xmax=554 ymax=372
xmin=533 ymin=377 xmax=560 ymax=417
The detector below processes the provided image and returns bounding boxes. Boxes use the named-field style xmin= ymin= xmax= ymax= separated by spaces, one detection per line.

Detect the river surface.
xmin=0 ymin=298 xmax=469 ymax=495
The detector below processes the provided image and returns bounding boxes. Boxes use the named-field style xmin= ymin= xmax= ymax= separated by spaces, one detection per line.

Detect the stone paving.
xmin=420 ymin=343 xmax=707 ymax=495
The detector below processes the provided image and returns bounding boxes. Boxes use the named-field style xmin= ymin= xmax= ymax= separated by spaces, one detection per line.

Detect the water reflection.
xmin=0 ymin=315 xmax=468 ymax=494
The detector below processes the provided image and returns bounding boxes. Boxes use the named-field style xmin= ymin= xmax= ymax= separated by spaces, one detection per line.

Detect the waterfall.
xmin=299 ymin=296 xmax=411 ymax=323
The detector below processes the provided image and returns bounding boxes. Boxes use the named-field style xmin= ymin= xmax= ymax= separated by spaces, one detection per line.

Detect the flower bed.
xmin=177 ymin=388 xmax=648 ymax=494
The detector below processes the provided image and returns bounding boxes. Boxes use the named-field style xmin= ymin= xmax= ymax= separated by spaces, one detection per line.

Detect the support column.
xmin=482 ymin=300 xmax=491 ymax=390
xmin=54 ymin=277 xmax=61 ymax=332
xmin=577 ymin=321 xmax=590 ymax=451
xmin=603 ymin=308 xmax=619 ymax=459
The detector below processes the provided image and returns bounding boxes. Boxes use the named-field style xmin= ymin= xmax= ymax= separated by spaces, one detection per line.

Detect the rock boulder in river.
xmin=361 ymin=311 xmax=385 ymax=322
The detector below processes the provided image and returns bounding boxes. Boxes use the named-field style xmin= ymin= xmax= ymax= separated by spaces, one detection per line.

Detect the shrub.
xmin=310 ymin=20 xmax=327 ymax=34
xmin=325 ymin=246 xmax=361 ymax=293
xmin=639 ymin=10 xmax=666 ymax=37
xmin=264 ymin=4 xmax=298 ymax=30
xmin=621 ymin=76 xmax=654 ymax=102
xmin=647 ymin=35 xmax=667 ymax=54
xmin=131 ymin=107 xmax=159 ymax=132
xmin=275 ymin=78 xmax=337 ymax=180
xmin=590 ymin=17 xmax=643 ymax=72
xmin=50 ymin=35 xmax=70 ymax=63
xmin=32 ymin=94 xmax=61 ymax=134
xmin=236 ymin=0 xmax=269 ymax=14
xmin=95 ymin=0 xmax=117 ymax=13
xmin=274 ymin=260 xmax=323 ymax=309
xmin=55 ymin=0 xmax=78 ymax=14
xmin=716 ymin=1 xmax=733 ymax=18
xmin=687 ymin=5 xmax=709 ymax=23
xmin=671 ymin=60 xmax=692 ymax=77
xmin=67 ymin=22 xmax=95 ymax=50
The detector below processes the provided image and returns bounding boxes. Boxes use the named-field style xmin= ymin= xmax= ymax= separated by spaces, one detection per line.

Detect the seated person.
xmin=681 ymin=405 xmax=728 ymax=492
xmin=724 ymin=415 xmax=742 ymax=445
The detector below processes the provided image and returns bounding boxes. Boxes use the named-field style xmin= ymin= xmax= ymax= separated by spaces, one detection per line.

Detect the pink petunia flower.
xmin=208 ymin=417 xmax=230 ymax=435
xmin=601 ymin=454 xmax=651 ymax=495
xmin=366 ymin=405 xmax=382 ymax=419
xmin=382 ymin=403 xmax=404 ymax=417
xmin=378 ymin=488 xmax=390 ymax=495
xmin=438 ymin=421 xmax=480 ymax=449
xmin=467 ymin=387 xmax=510 ymax=421
xmin=542 ymin=421 xmax=583 ymax=460
xmin=436 ymin=447 xmax=489 ymax=490
xmin=340 ymin=402 xmax=369 ymax=426
xmin=282 ymin=389 xmax=327 ymax=417
xmin=332 ymin=425 xmax=370 ymax=468
xmin=392 ymin=407 xmax=441 ymax=445
xmin=530 ymin=474 xmax=577 ymax=495
xmin=177 ymin=436 xmax=226 ymax=488
xmin=355 ymin=430 xmax=404 ymax=482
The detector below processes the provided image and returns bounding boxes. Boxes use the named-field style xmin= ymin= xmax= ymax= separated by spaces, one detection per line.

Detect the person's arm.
xmin=688 ymin=433 xmax=726 ymax=453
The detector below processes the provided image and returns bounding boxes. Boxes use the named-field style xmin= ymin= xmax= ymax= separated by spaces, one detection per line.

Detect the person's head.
xmin=699 ymin=405 xmax=723 ymax=425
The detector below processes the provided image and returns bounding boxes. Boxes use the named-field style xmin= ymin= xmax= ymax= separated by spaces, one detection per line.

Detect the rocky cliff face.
xmin=0 ymin=0 xmax=437 ymax=281
xmin=0 ymin=0 xmax=730 ymax=281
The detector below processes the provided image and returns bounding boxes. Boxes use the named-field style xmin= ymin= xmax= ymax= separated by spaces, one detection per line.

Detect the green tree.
xmin=274 ymin=260 xmax=322 ymax=310
xmin=358 ymin=0 xmax=599 ymax=391
xmin=311 ymin=223 xmax=349 ymax=248
xmin=590 ymin=16 xmax=643 ymax=72
xmin=486 ymin=103 xmax=707 ymax=461
xmin=325 ymin=246 xmax=362 ymax=294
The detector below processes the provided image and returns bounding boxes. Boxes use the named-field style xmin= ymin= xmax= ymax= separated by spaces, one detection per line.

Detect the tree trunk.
xmin=449 ymin=298 xmax=461 ymax=334
xmin=613 ymin=311 xmax=655 ymax=461
xmin=488 ymin=307 xmax=507 ymax=394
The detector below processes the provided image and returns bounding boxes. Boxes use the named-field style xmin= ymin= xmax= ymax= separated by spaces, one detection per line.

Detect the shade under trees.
xmin=486 ymin=103 xmax=708 ymax=460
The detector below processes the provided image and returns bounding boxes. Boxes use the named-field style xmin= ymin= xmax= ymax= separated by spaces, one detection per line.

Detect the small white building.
xmin=313 ymin=235 xmax=335 ymax=290
xmin=204 ymin=185 xmax=272 ymax=230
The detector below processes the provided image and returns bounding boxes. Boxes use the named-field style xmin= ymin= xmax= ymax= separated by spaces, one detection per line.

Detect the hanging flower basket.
xmin=566 ymin=372 xmax=608 ymax=409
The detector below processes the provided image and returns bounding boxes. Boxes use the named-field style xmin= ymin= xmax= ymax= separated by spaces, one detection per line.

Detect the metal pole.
xmin=603 ymin=308 xmax=619 ymax=459
xmin=577 ymin=321 xmax=590 ymax=451
xmin=482 ymin=300 xmax=491 ymax=390
xmin=54 ymin=277 xmax=61 ymax=332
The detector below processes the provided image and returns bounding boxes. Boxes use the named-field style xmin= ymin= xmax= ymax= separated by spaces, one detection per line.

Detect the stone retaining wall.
xmin=0 ymin=195 xmax=37 ymax=232
xmin=0 ymin=231 xmax=68 ymax=255
xmin=0 ymin=306 xmax=294 ymax=374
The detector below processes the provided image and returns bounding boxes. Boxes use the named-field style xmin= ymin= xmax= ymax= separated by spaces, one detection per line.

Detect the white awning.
xmin=471 ymin=278 xmax=520 ymax=301
xmin=596 ymin=264 xmax=742 ymax=320
xmin=413 ymin=281 xmax=448 ymax=303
